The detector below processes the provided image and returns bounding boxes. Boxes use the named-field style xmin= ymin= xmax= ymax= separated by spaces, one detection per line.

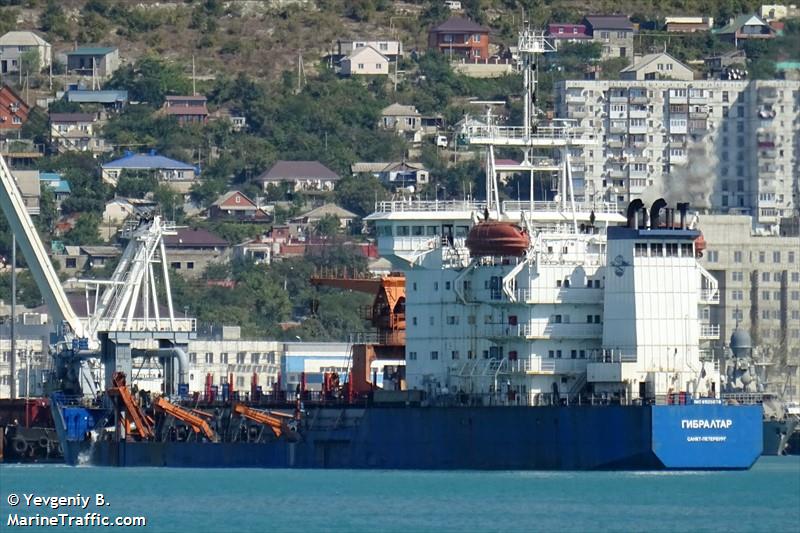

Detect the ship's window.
xmin=429 ymin=316 xmax=435 ymax=325
xmin=548 ymin=350 xmax=554 ymax=358
xmin=377 ymin=225 xmax=392 ymax=237
xmin=587 ymin=315 xmax=593 ymax=323
xmin=468 ymin=315 xmax=475 ymax=324
xmin=430 ymin=351 xmax=439 ymax=360
xmin=447 ymin=316 xmax=458 ymax=325
xmin=586 ymin=280 xmax=593 ymax=288
xmin=483 ymin=350 xmax=490 ymax=359
xmin=553 ymin=314 xmax=562 ymax=323
xmin=412 ymin=282 xmax=417 ymax=291
xmin=571 ymin=350 xmax=577 ymax=359
xmin=680 ymin=243 xmax=692 ymax=256
xmin=595 ymin=315 xmax=601 ymax=323
xmin=426 ymin=226 xmax=439 ymax=236
xmin=563 ymin=279 xmax=570 ymax=288
xmin=508 ymin=315 xmax=517 ymax=326
xmin=463 ymin=280 xmax=471 ymax=291
xmin=451 ymin=351 xmax=460 ymax=360
xmin=666 ymin=243 xmax=678 ymax=257
xmin=651 ymin=243 xmax=663 ymax=256
xmin=579 ymin=350 xmax=586 ymax=359
xmin=468 ymin=350 xmax=475 ymax=359
xmin=635 ymin=243 xmax=648 ymax=256
xmin=408 ymin=351 xmax=417 ymax=360
xmin=455 ymin=226 xmax=469 ymax=237
xmin=594 ymin=280 xmax=601 ymax=288
xmin=445 ymin=281 xmax=451 ymax=290
xmin=434 ymin=282 xmax=439 ymax=290
xmin=412 ymin=225 xmax=424 ymax=236
xmin=412 ymin=317 xmax=417 ymax=326
xmin=556 ymin=280 xmax=562 ymax=288
xmin=556 ymin=350 xmax=562 ymax=358
xmin=396 ymin=226 xmax=410 ymax=236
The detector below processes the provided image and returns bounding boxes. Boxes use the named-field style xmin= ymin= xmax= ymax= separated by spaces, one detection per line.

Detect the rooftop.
xmin=258 ymin=160 xmax=339 ymax=182
xmin=66 ymin=46 xmax=117 ymax=56
xmin=620 ymin=52 xmax=691 ymax=73
xmin=430 ymin=17 xmax=490 ymax=33
xmin=295 ymin=203 xmax=358 ymax=220
xmin=717 ymin=14 xmax=771 ymax=34
xmin=165 ymin=95 xmax=207 ymax=101
xmin=164 ymin=228 xmax=228 ymax=248
xmin=583 ymin=15 xmax=634 ymax=31
xmin=101 ymin=151 xmax=195 ymax=170
xmin=381 ymin=103 xmax=421 ymax=117
xmin=0 ymin=31 xmax=49 ymax=47
xmin=66 ymin=89 xmax=128 ymax=104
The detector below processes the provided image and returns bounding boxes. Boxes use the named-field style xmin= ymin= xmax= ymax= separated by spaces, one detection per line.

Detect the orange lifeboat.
xmin=694 ymin=233 xmax=706 ymax=257
xmin=465 ymin=221 xmax=530 ymax=257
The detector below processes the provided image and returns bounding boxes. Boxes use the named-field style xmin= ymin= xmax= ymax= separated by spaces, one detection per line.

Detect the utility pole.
xmin=192 ymin=55 xmax=196 ymax=96
xmin=10 ymin=234 xmax=16 ymax=399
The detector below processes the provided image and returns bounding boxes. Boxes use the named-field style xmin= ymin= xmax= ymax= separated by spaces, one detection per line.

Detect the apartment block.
xmin=556 ymin=79 xmax=800 ymax=228
xmin=697 ymin=214 xmax=800 ymax=396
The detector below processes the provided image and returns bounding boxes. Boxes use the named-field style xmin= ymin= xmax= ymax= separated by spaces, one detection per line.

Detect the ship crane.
xmin=310 ymin=272 xmax=406 ymax=396
xmin=233 ymin=403 xmax=297 ymax=440
xmin=154 ymin=396 xmax=218 ymax=442
xmin=0 ymin=153 xmax=194 ymax=396
xmin=106 ymin=372 xmax=155 ymax=440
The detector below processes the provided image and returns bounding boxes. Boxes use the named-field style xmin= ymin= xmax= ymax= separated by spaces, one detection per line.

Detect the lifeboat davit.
xmin=694 ymin=233 xmax=706 ymax=257
xmin=465 ymin=221 xmax=530 ymax=257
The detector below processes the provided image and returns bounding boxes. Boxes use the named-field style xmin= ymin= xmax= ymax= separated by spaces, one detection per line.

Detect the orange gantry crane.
xmin=154 ymin=397 xmax=218 ymax=442
xmin=106 ymin=372 xmax=155 ymax=440
xmin=233 ymin=403 xmax=295 ymax=439
xmin=310 ymin=271 xmax=406 ymax=395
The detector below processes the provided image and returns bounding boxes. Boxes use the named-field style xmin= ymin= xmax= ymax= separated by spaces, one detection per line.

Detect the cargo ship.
xmin=1 ymin=26 xmax=762 ymax=470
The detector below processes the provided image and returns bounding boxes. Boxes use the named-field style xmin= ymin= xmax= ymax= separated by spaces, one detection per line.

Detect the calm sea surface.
xmin=1 ymin=456 xmax=798 ymax=532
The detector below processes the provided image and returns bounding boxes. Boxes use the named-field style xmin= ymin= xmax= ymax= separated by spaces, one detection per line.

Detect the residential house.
xmin=380 ymin=103 xmax=421 ymax=133
xmin=0 ymin=31 xmax=51 ymax=73
xmin=233 ymin=225 xmax=299 ymax=265
xmin=163 ymin=228 xmax=230 ymax=277
xmin=351 ymin=161 xmax=429 ymax=189
xmin=65 ymin=47 xmax=120 ymax=78
xmin=101 ymin=151 xmax=198 ymax=193
xmin=0 ymin=85 xmax=29 ymax=130
xmin=716 ymin=14 xmax=776 ymax=44
xmin=39 ymin=172 xmax=71 ymax=209
xmin=759 ymin=4 xmax=798 ymax=20
xmin=704 ymin=49 xmax=748 ymax=78
xmin=256 ymin=160 xmax=340 ymax=193
xmin=55 ymin=245 xmax=121 ymax=276
xmin=428 ymin=17 xmax=490 ymax=60
xmin=208 ymin=190 xmax=271 ymax=222
xmin=162 ymin=95 xmax=209 ymax=125
xmin=546 ymin=23 xmax=592 ymax=47
xmin=583 ymin=15 xmax=635 ymax=59
xmin=65 ymin=89 xmax=128 ymax=110
xmin=337 ymin=39 xmax=403 ymax=61
xmin=49 ymin=112 xmax=109 ymax=154
xmin=291 ymin=203 xmax=358 ymax=229
xmin=340 ymin=46 xmax=390 ymax=76
xmin=620 ymin=52 xmax=695 ymax=81
xmin=664 ymin=17 xmax=714 ymax=33
xmin=11 ymin=170 xmax=40 ymax=215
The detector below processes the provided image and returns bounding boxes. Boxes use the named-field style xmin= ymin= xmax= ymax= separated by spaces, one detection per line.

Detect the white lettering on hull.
xmin=681 ymin=419 xmax=733 ymax=429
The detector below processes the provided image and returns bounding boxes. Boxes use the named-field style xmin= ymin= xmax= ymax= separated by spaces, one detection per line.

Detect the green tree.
xmin=314 ymin=214 xmax=340 ymax=237
xmin=39 ymin=0 xmax=71 ymax=39
xmin=105 ymin=57 xmax=192 ymax=107
xmin=335 ymin=174 xmax=389 ymax=217
xmin=19 ymin=48 xmax=40 ymax=74
xmin=63 ymin=214 xmax=101 ymax=245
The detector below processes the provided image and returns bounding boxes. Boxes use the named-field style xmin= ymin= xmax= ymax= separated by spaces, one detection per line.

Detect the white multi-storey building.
xmin=556 ymin=79 xmax=800 ymax=228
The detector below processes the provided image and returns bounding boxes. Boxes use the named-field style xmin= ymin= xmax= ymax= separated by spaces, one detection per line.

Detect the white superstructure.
xmin=365 ymin=26 xmax=720 ymax=406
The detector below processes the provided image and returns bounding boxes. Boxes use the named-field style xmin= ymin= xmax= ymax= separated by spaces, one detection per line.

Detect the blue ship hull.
xmin=54 ymin=403 xmax=762 ymax=470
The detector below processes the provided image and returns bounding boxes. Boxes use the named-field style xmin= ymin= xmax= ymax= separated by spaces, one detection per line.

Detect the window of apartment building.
xmin=220 ymin=353 xmax=228 ymax=364
xmin=722 ymin=105 xmax=729 ymax=117
xmin=792 ymin=272 xmax=800 ymax=283
xmin=762 ymin=272 xmax=771 ymax=282
xmin=792 ymin=310 xmax=800 ymax=320
xmin=236 ymin=352 xmax=246 ymax=364
xmin=731 ymin=271 xmax=743 ymax=281
xmin=732 ymin=309 xmax=743 ymax=320
xmin=732 ymin=290 xmax=743 ymax=301
xmin=188 ymin=353 xmax=197 ymax=364
xmin=430 ymin=351 xmax=439 ymax=360
xmin=774 ymin=272 xmax=782 ymax=282
xmin=759 ymin=251 xmax=766 ymax=263
xmin=171 ymin=262 xmax=181 ymax=269
xmin=787 ymin=252 xmax=795 ymax=264
xmin=762 ymin=291 xmax=770 ymax=301
xmin=773 ymin=251 xmax=781 ymax=263
xmin=251 ymin=353 xmax=260 ymax=364
xmin=772 ymin=310 xmax=781 ymax=320
xmin=793 ymin=291 xmax=800 ymax=301
xmin=762 ymin=309 xmax=770 ymax=320
xmin=733 ymin=251 xmax=743 ymax=263
xmin=205 ymin=353 xmax=213 ymax=364
xmin=707 ymin=250 xmax=718 ymax=262
xmin=737 ymin=106 xmax=744 ymax=117
xmin=236 ymin=376 xmax=245 ymax=388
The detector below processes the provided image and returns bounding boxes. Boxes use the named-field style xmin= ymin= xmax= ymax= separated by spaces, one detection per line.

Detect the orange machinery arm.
xmin=107 ymin=372 xmax=154 ymax=440
xmin=310 ymin=277 xmax=382 ymax=295
xmin=154 ymin=397 xmax=218 ymax=442
xmin=233 ymin=403 xmax=292 ymax=438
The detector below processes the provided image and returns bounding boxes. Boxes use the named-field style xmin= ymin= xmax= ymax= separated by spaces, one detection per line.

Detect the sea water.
xmin=1 ymin=456 xmax=798 ymax=532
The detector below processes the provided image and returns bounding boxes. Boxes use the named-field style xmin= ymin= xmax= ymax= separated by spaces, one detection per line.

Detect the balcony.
xmin=699 ymin=288 xmax=720 ymax=304
xmin=609 ymin=124 xmax=627 ymax=134
xmin=608 ymin=168 xmax=626 ymax=178
xmin=609 ymin=95 xmax=628 ymax=103
xmin=700 ymin=324 xmax=720 ymax=340
xmin=628 ymin=109 xmax=648 ymax=119
xmin=515 ymin=287 xmax=603 ymax=304
xmin=629 ymin=94 xmax=648 ymax=104
xmin=566 ymin=94 xmax=585 ymax=104
xmin=508 ymin=357 xmax=556 ymax=374
xmin=628 ymin=124 xmax=648 ymax=135
xmin=607 ymin=139 xmax=625 ymax=148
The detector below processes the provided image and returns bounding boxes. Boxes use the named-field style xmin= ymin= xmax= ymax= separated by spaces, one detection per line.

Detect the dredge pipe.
xmin=131 ymin=348 xmax=188 ymax=384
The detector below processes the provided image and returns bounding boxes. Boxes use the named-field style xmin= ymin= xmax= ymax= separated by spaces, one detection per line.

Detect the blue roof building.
xmin=66 ymin=89 xmax=128 ymax=109
xmin=101 ymin=150 xmax=199 ymax=193
xmin=39 ymin=172 xmax=71 ymax=206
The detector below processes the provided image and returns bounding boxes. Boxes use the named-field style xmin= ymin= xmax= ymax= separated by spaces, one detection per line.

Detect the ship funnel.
xmin=677 ymin=202 xmax=689 ymax=229
xmin=650 ymin=198 xmax=667 ymax=228
xmin=626 ymin=199 xmax=644 ymax=229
